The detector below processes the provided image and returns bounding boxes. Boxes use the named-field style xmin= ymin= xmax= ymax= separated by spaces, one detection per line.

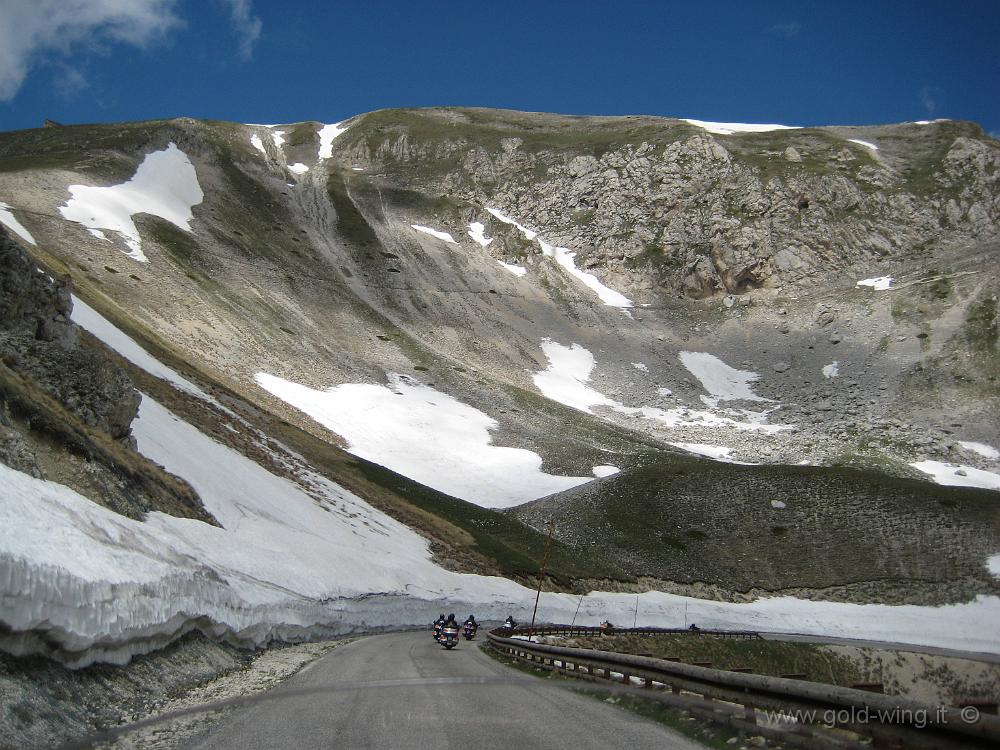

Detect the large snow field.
xmin=0 ymin=201 xmax=36 ymax=245
xmin=533 ymin=340 xmax=787 ymax=434
xmin=58 ymin=143 xmax=203 ymax=263
xmin=681 ymin=119 xmax=798 ymax=135
xmin=910 ymin=461 xmax=1000 ymax=491
xmin=254 ymin=371 xmax=596 ymax=509
xmin=486 ymin=208 xmax=633 ymax=308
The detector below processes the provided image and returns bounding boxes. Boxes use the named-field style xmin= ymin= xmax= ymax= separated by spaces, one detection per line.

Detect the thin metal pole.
xmin=528 ymin=519 xmax=556 ymax=643
xmin=570 ymin=593 xmax=584 ymax=628
xmin=633 ymin=593 xmax=639 ymax=629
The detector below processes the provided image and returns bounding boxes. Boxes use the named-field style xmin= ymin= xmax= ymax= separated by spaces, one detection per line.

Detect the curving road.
xmin=189 ymin=630 xmax=704 ymax=749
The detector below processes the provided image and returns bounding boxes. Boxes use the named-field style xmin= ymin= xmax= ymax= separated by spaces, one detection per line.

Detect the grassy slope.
xmin=509 ymin=455 xmax=1000 ymax=598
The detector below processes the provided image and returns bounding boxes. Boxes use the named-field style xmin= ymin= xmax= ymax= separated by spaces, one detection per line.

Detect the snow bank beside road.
xmin=5 ymin=447 xmax=1000 ymax=667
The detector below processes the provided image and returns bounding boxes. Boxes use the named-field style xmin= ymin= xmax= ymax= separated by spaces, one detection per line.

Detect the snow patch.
xmin=537 ymin=237 xmax=633 ymax=307
xmin=486 ymin=208 xmax=631 ymax=307
xmin=0 ymin=202 xmax=36 ymax=245
xmin=857 ymin=276 xmax=893 ymax=291
xmin=486 ymin=208 xmax=537 ymax=240
xmin=534 ymin=341 xmax=787 ymax=434
xmin=498 ymin=261 xmax=527 ymax=277
xmin=254 ymin=372 xmax=593 ymax=509
xmin=532 ymin=340 xmax=619 ymax=414
xmin=822 ymin=362 xmax=839 ymax=379
xmin=271 ymin=130 xmax=286 ymax=149
xmin=631 ymin=362 xmax=649 ymax=372
xmin=592 ymin=465 xmax=620 ymax=478
xmin=411 ymin=225 xmax=458 ymax=244
xmin=959 ymin=441 xmax=1000 ymax=460
xmin=668 ymin=443 xmax=733 ymax=461
xmin=679 ymin=351 xmax=771 ymax=407
xmin=910 ymin=461 xmax=1000 ymax=491
xmin=682 ymin=119 xmax=797 ymax=135
xmin=70 ymin=296 xmax=228 ymax=414
xmin=58 ymin=143 xmax=203 ymax=263
xmin=771 ymin=500 xmax=787 ymax=509
xmin=288 ymin=163 xmax=309 ymax=175
xmin=318 ymin=122 xmax=349 ymax=159
xmin=250 ymin=133 xmax=266 ymax=155
xmin=988 ymin=555 xmax=1000 ymax=579
xmin=467 ymin=221 xmax=493 ymax=247
xmin=848 ymin=139 xmax=878 ymax=151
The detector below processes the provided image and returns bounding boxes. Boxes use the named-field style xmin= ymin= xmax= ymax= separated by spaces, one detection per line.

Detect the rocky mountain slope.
xmin=0 ymin=108 xmax=998 ymax=671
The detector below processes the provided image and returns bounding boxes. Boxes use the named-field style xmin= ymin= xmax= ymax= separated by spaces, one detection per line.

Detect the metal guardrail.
xmin=487 ymin=628 xmax=1000 ymax=748
xmin=508 ymin=624 xmax=761 ymax=640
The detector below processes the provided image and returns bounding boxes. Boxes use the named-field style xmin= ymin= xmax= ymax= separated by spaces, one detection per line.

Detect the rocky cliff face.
xmin=0 ymin=226 xmax=209 ymax=522
xmin=337 ymin=111 xmax=1000 ymax=301
xmin=0 ymin=227 xmax=139 ymax=441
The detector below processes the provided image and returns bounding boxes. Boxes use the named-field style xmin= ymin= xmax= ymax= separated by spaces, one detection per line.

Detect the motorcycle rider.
xmin=433 ymin=613 xmax=446 ymax=640
xmin=463 ymin=614 xmax=478 ymax=638
xmin=503 ymin=615 xmax=516 ymax=629
xmin=443 ymin=613 xmax=459 ymax=630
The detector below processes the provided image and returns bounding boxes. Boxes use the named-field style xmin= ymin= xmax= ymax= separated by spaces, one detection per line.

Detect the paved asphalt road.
xmin=190 ymin=631 xmax=704 ymax=749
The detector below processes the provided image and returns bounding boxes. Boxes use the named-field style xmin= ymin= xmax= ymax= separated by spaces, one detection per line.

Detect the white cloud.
xmin=0 ymin=0 xmax=181 ymax=101
xmin=217 ymin=0 xmax=262 ymax=61
xmin=921 ymin=85 xmax=941 ymax=117
xmin=770 ymin=21 xmax=801 ymax=38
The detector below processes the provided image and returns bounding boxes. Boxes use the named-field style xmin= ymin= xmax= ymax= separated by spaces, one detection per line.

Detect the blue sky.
xmin=1 ymin=0 xmax=998 ymax=136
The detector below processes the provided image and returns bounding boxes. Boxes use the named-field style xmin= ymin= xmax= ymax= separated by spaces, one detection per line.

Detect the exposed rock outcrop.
xmin=338 ymin=111 xmax=1000 ymax=301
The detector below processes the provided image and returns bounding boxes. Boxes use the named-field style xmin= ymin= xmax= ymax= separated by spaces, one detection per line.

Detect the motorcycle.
xmin=462 ymin=621 xmax=478 ymax=640
xmin=440 ymin=626 xmax=459 ymax=649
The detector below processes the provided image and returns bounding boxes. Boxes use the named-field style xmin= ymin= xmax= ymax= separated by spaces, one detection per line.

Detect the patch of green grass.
xmin=352 ymin=459 xmax=624 ymax=583
xmin=509 ymin=454 xmax=1000 ymax=594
